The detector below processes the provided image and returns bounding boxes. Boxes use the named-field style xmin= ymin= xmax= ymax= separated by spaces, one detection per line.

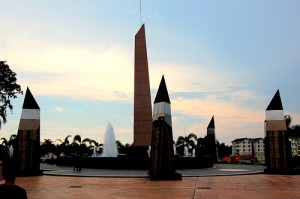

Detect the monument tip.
xmin=154 ymin=75 xmax=170 ymax=104
xmin=266 ymin=89 xmax=283 ymax=111
xmin=22 ymin=87 xmax=40 ymax=109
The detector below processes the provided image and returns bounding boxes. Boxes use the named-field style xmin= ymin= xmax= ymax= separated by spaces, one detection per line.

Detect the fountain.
xmin=174 ymin=145 xmax=177 ymax=155
xmin=184 ymin=146 xmax=189 ymax=157
xmin=102 ymin=122 xmax=118 ymax=157
xmin=147 ymin=146 xmax=151 ymax=158
xmin=92 ymin=146 xmax=98 ymax=157
xmin=192 ymin=149 xmax=195 ymax=157
xmin=9 ymin=145 xmax=14 ymax=157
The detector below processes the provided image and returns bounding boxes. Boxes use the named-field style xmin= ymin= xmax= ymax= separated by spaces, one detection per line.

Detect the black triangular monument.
xmin=22 ymin=87 xmax=40 ymax=109
xmin=207 ymin=116 xmax=215 ymax=129
xmin=266 ymin=89 xmax=283 ymax=110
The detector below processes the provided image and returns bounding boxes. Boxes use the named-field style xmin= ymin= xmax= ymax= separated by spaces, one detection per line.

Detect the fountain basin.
xmin=56 ymin=155 xmax=213 ymax=170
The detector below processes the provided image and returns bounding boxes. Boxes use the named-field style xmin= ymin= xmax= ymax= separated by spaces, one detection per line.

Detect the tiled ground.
xmin=1 ymin=174 xmax=299 ymax=199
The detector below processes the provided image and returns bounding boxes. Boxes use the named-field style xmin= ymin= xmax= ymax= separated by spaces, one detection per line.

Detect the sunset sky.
xmin=1 ymin=1 xmax=300 ymax=145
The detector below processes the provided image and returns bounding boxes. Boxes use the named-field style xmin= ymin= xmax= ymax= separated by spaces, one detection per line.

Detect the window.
xmin=258 ymin=149 xmax=260 ymax=151
xmin=243 ymin=149 xmax=245 ymax=151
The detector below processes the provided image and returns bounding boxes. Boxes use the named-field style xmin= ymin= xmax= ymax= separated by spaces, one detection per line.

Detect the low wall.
xmin=56 ymin=155 xmax=213 ymax=170
xmin=0 ymin=161 xmax=2 ymax=181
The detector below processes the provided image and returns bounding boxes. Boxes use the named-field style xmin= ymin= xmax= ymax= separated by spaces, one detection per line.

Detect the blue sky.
xmin=1 ymin=1 xmax=300 ymax=145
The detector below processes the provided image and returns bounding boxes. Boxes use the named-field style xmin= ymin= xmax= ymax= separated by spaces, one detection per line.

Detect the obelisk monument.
xmin=17 ymin=87 xmax=41 ymax=175
xmin=264 ymin=89 xmax=290 ymax=172
xmin=207 ymin=116 xmax=218 ymax=162
xmin=149 ymin=75 xmax=182 ymax=180
xmin=134 ymin=24 xmax=153 ymax=147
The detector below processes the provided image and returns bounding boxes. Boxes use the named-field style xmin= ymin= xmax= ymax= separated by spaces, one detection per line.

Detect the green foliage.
xmin=175 ymin=133 xmax=198 ymax=156
xmin=218 ymin=143 xmax=232 ymax=158
xmin=0 ymin=134 xmax=18 ymax=159
xmin=0 ymin=60 xmax=23 ymax=129
xmin=38 ymin=134 xmax=134 ymax=158
xmin=285 ymin=115 xmax=292 ymax=129
xmin=288 ymin=125 xmax=300 ymax=138
xmin=116 ymin=140 xmax=132 ymax=154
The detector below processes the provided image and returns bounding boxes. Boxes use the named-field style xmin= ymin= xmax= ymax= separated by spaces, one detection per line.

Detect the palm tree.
xmin=64 ymin=135 xmax=72 ymax=145
xmin=71 ymin=134 xmax=82 ymax=153
xmin=1 ymin=137 xmax=9 ymax=147
xmin=72 ymin=135 xmax=96 ymax=155
xmin=88 ymin=140 xmax=103 ymax=154
xmin=1 ymin=134 xmax=17 ymax=147
xmin=72 ymin=135 xmax=81 ymax=145
xmin=82 ymin=138 xmax=92 ymax=146
xmin=82 ymin=138 xmax=96 ymax=155
xmin=40 ymin=139 xmax=56 ymax=157
xmin=116 ymin=140 xmax=125 ymax=154
xmin=176 ymin=133 xmax=198 ymax=156
xmin=56 ymin=135 xmax=72 ymax=156
xmin=0 ymin=134 xmax=17 ymax=159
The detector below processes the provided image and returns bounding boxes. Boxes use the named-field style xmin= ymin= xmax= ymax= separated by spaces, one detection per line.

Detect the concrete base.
xmin=56 ymin=155 xmax=213 ymax=170
xmin=149 ymin=172 xmax=182 ymax=181
xmin=18 ymin=169 xmax=43 ymax=176
xmin=264 ymin=168 xmax=300 ymax=175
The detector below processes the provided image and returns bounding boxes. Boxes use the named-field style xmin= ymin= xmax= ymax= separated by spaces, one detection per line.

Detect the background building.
xmin=289 ymin=137 xmax=300 ymax=157
xmin=252 ymin=138 xmax=265 ymax=164
xmin=231 ymin=138 xmax=265 ymax=164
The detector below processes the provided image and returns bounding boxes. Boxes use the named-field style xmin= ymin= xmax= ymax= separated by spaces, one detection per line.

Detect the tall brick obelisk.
xmin=17 ymin=87 xmax=41 ymax=175
xmin=134 ymin=24 xmax=153 ymax=147
xmin=264 ymin=89 xmax=290 ymax=173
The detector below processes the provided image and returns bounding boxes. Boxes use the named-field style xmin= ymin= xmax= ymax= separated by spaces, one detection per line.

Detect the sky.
xmin=1 ymin=1 xmax=300 ymax=146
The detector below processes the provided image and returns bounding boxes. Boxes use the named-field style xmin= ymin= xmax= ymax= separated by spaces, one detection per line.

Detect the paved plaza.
xmin=1 ymin=164 xmax=300 ymax=198
xmin=41 ymin=163 xmax=265 ymax=177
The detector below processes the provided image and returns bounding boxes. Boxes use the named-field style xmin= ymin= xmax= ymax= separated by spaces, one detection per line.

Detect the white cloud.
xmin=170 ymin=95 xmax=265 ymax=145
xmin=55 ymin=106 xmax=63 ymax=112
xmin=1 ymin=40 xmax=134 ymax=102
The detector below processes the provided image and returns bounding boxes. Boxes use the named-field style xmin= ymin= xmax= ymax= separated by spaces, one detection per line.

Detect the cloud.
xmin=166 ymin=83 xmax=266 ymax=145
xmin=55 ymin=106 xmax=63 ymax=112
xmin=1 ymin=39 xmax=134 ymax=102
xmin=150 ymin=62 xmax=242 ymax=93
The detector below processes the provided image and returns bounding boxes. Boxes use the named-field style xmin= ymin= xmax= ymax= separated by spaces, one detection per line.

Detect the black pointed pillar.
xmin=17 ymin=87 xmax=41 ymax=176
xmin=149 ymin=75 xmax=181 ymax=180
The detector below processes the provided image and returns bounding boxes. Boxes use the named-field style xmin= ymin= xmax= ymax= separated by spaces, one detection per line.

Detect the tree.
xmin=116 ymin=140 xmax=132 ymax=154
xmin=218 ymin=143 xmax=230 ymax=158
xmin=90 ymin=140 xmax=103 ymax=154
xmin=285 ymin=115 xmax=292 ymax=130
xmin=176 ymin=133 xmax=197 ymax=156
xmin=0 ymin=134 xmax=17 ymax=159
xmin=196 ymin=137 xmax=207 ymax=156
xmin=0 ymin=108 xmax=6 ymax=129
xmin=40 ymin=139 xmax=56 ymax=157
xmin=0 ymin=60 xmax=23 ymax=129
xmin=285 ymin=115 xmax=300 ymax=138
xmin=55 ymin=135 xmax=72 ymax=156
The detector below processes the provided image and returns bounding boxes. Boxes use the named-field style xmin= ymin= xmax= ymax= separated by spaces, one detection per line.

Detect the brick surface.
xmin=1 ymin=174 xmax=299 ymax=199
xmin=134 ymin=24 xmax=152 ymax=147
